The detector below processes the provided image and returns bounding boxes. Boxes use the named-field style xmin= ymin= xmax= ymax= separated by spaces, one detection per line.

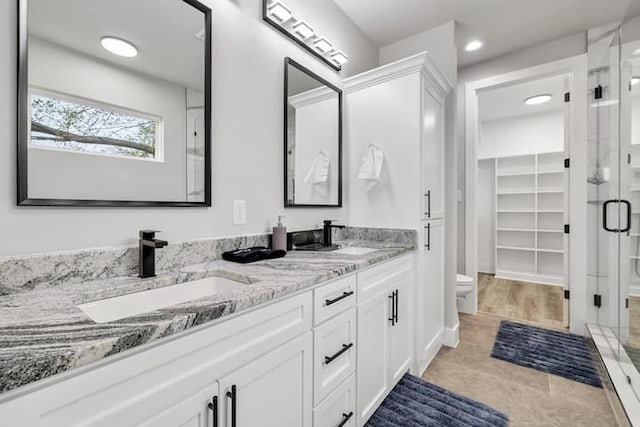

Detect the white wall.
xmin=379 ymin=21 xmax=456 ymax=85
xmin=28 ymin=37 xmax=188 ymax=201
xmin=477 ymin=159 xmax=495 ymax=273
xmin=0 ymin=0 xmax=379 ymax=257
xmin=457 ymin=32 xmax=587 ymax=271
xmin=478 ymin=110 xmax=565 ymax=159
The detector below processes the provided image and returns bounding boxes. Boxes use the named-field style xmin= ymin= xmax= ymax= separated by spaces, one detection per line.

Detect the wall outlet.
xmin=233 ymin=200 xmax=247 ymax=225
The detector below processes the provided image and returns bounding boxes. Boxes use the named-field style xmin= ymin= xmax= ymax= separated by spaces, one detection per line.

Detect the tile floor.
xmin=422 ymin=313 xmax=622 ymax=426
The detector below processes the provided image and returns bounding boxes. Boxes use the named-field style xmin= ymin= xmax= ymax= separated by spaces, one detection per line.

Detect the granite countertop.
xmin=0 ymin=239 xmax=414 ymax=397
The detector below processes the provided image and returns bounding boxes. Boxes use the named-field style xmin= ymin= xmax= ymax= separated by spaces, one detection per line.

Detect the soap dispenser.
xmin=272 ymin=215 xmax=287 ymax=251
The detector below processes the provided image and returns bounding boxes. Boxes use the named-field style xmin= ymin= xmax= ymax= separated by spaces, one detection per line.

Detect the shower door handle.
xmin=603 ymin=199 xmax=632 ymax=233
xmin=621 ymin=200 xmax=632 ymax=233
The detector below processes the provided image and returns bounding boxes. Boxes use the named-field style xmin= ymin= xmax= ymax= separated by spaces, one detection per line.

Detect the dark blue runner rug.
xmin=365 ymin=374 xmax=508 ymax=427
xmin=491 ymin=320 xmax=602 ymax=388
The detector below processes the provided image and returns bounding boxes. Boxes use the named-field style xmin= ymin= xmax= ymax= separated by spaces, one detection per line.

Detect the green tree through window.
xmin=30 ymin=93 xmax=158 ymax=159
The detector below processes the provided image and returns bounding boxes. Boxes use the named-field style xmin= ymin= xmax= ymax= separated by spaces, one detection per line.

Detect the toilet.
xmin=456 ymin=274 xmax=474 ymax=299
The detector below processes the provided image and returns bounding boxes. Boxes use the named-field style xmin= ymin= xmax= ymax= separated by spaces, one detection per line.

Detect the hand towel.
xmin=304 ymin=150 xmax=330 ymax=184
xmin=358 ymin=143 xmax=384 ymax=189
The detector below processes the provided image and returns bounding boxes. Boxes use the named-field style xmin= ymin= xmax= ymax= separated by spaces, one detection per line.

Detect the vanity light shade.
xmin=267 ymin=1 xmax=292 ymax=23
xmin=331 ymin=50 xmax=349 ymax=66
xmin=314 ymin=37 xmax=333 ymax=53
xmin=100 ymin=36 xmax=138 ymax=58
xmin=292 ymin=20 xmax=315 ymax=39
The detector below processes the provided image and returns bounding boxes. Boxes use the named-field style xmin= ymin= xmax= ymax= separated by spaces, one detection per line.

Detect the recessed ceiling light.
xmin=267 ymin=1 xmax=293 ymax=23
xmin=464 ymin=40 xmax=483 ymax=52
xmin=314 ymin=37 xmax=333 ymax=53
xmin=331 ymin=50 xmax=348 ymax=66
xmin=100 ymin=36 xmax=137 ymax=58
xmin=292 ymin=20 xmax=314 ymax=39
xmin=524 ymin=94 xmax=552 ymax=105
xmin=634 ymin=47 xmax=640 ymax=56
xmin=632 ymin=77 xmax=640 ymax=86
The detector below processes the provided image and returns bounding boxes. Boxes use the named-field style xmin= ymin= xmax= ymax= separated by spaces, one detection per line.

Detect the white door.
xmin=218 ymin=332 xmax=313 ymax=427
xmin=356 ymin=290 xmax=391 ymax=426
xmin=388 ymin=268 xmax=413 ymax=384
xmin=422 ymin=89 xmax=445 ymax=221
xmin=418 ymin=220 xmax=445 ymax=365
xmin=137 ymin=383 xmax=219 ymax=427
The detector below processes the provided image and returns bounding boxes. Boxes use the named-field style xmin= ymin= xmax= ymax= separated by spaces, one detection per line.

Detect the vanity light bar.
xmin=265 ymin=1 xmax=348 ymax=68
xmin=292 ymin=20 xmax=315 ymax=39
xmin=267 ymin=1 xmax=292 ymax=23
xmin=314 ymin=37 xmax=333 ymax=53
xmin=331 ymin=51 xmax=349 ymax=66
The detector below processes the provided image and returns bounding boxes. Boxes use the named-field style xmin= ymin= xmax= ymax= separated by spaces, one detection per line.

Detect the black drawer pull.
xmin=324 ymin=343 xmax=354 ymax=365
xmin=325 ymin=291 xmax=354 ymax=306
xmin=337 ymin=411 xmax=354 ymax=427
xmin=207 ymin=396 xmax=218 ymax=427
xmin=226 ymin=385 xmax=237 ymax=427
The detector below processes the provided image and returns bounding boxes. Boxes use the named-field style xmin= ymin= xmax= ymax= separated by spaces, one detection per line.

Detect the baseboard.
xmin=418 ymin=329 xmax=444 ymax=376
xmin=442 ymin=323 xmax=459 ymax=348
xmin=478 ymin=264 xmax=494 ymax=274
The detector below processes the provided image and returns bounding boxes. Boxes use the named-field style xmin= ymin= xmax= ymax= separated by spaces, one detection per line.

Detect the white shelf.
xmin=497 ymin=245 xmax=536 ymax=252
xmin=494 ymin=151 xmax=566 ymax=286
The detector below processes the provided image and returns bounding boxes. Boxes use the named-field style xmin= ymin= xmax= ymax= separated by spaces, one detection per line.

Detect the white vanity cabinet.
xmin=0 ymin=255 xmax=414 ymax=427
xmin=356 ymin=255 xmax=413 ymax=426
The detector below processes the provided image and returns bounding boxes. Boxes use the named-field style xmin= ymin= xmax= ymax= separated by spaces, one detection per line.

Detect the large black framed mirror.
xmin=17 ymin=0 xmax=212 ymax=207
xmin=284 ymin=58 xmax=342 ymax=208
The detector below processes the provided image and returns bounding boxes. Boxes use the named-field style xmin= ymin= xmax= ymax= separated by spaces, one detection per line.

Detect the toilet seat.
xmin=456 ymin=274 xmax=474 ymax=285
xmin=456 ymin=274 xmax=474 ymax=299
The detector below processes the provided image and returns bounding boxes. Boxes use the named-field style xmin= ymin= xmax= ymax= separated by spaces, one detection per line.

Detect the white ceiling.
xmin=28 ymin=0 xmax=206 ymax=90
xmin=478 ymin=74 xmax=567 ymax=121
xmin=333 ymin=0 xmax=632 ymax=67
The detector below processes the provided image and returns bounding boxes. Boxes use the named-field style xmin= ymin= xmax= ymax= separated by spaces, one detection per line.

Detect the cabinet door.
xmin=417 ymin=220 xmax=445 ymax=368
xmin=218 ymin=332 xmax=312 ymax=427
xmin=388 ymin=268 xmax=413 ymax=385
xmin=137 ymin=384 xmax=219 ymax=427
xmin=356 ymin=290 xmax=391 ymax=426
xmin=422 ymin=90 xmax=445 ymax=220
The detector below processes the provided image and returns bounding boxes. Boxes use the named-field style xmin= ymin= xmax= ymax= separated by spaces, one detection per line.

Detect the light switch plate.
xmin=233 ymin=200 xmax=247 ymax=225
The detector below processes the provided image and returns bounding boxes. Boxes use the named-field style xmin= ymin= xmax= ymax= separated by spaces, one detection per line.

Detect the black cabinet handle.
xmin=207 ymin=396 xmax=218 ymax=427
xmin=388 ymin=293 xmax=395 ymax=325
xmin=226 ymin=385 xmax=237 ymax=427
xmin=425 ymin=191 xmax=431 ymax=218
xmin=337 ymin=411 xmax=354 ymax=427
xmin=394 ymin=289 xmax=399 ymax=324
xmin=324 ymin=343 xmax=354 ymax=365
xmin=424 ymin=223 xmax=431 ymax=251
xmin=325 ymin=291 xmax=354 ymax=306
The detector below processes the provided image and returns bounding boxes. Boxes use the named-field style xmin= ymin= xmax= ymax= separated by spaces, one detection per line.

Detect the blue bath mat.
xmin=365 ymin=374 xmax=508 ymax=427
xmin=491 ymin=320 xmax=602 ymax=388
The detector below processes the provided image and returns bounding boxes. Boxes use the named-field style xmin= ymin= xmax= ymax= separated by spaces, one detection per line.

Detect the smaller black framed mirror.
xmin=284 ymin=57 xmax=342 ymax=208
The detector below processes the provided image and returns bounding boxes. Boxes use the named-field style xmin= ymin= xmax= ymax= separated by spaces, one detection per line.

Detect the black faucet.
xmin=139 ymin=230 xmax=168 ymax=278
xmin=323 ymin=220 xmax=345 ymax=247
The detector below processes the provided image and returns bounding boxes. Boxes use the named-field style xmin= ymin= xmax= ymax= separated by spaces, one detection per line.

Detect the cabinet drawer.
xmin=357 ymin=255 xmax=413 ymax=303
xmin=313 ymin=375 xmax=356 ymax=427
xmin=313 ymin=308 xmax=356 ymax=405
xmin=314 ymin=275 xmax=356 ymax=325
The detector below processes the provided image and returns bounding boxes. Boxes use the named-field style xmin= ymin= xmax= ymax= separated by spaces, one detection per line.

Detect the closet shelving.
xmin=494 ymin=151 xmax=566 ymax=286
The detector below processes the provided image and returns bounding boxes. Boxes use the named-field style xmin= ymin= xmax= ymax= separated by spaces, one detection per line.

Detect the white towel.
xmin=358 ymin=144 xmax=384 ymax=189
xmin=304 ymin=150 xmax=330 ymax=184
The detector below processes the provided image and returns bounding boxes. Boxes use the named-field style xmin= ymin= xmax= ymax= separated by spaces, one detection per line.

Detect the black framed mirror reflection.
xmin=284 ymin=57 xmax=342 ymax=208
xmin=17 ymin=0 xmax=212 ymax=207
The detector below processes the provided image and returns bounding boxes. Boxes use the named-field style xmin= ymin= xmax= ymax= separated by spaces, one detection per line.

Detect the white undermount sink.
xmin=78 ymin=276 xmax=246 ymax=323
xmin=332 ymin=247 xmax=378 ymax=256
